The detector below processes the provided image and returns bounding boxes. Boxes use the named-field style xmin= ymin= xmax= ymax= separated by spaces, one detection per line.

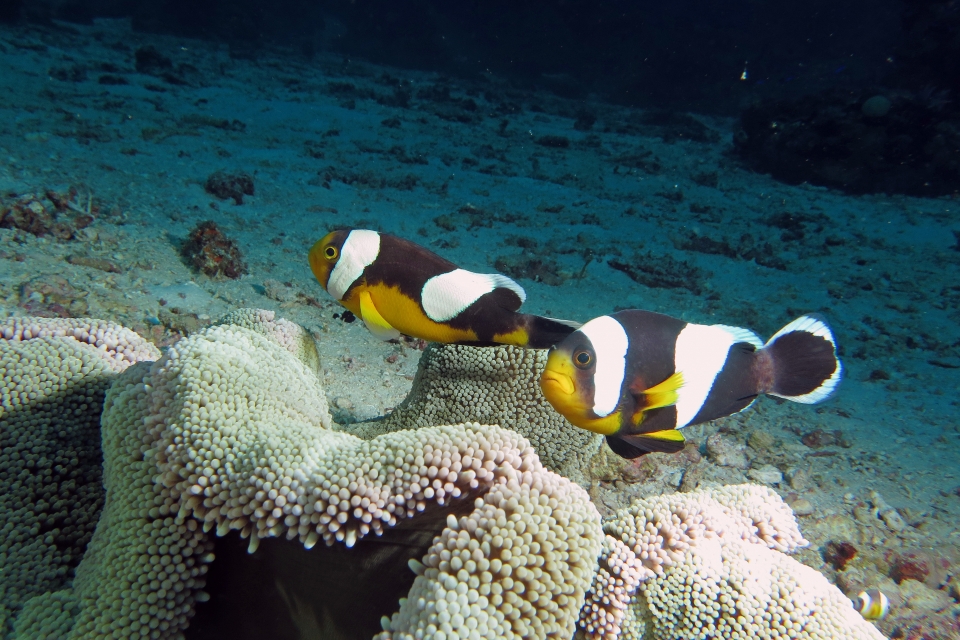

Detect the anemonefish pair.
xmin=309 ymin=230 xmax=843 ymax=460
xmin=308 ymin=229 xmax=579 ymax=348
xmin=539 ymin=310 xmax=842 ymax=459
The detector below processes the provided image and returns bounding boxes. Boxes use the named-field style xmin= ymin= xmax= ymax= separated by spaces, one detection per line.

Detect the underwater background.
xmin=0 ymin=1 xmax=958 ymax=639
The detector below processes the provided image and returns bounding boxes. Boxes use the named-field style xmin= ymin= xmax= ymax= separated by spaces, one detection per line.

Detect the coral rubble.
xmin=0 ymin=188 xmax=97 ymax=240
xmin=180 ymin=221 xmax=247 ymax=279
xmin=735 ymin=90 xmax=960 ymax=196
xmin=203 ymin=170 xmax=255 ymax=205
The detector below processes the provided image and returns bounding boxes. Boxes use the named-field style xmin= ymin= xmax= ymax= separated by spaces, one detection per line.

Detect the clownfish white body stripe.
xmin=673 ymin=323 xmax=761 ymax=429
xmin=421 ymin=270 xmax=526 ymax=323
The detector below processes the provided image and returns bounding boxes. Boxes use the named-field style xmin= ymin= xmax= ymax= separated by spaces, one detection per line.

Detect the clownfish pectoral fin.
xmin=629 ymin=371 xmax=684 ymax=425
xmin=358 ymin=291 xmax=401 ymax=341
xmin=607 ymin=429 xmax=686 ymax=458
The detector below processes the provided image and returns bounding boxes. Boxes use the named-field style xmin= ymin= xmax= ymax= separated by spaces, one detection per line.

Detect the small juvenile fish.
xmin=539 ymin=310 xmax=842 ymax=458
xmin=853 ymin=589 xmax=890 ymax=620
xmin=308 ymin=229 xmax=579 ymax=348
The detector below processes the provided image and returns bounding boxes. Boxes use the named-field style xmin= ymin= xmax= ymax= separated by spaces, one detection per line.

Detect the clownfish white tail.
xmin=761 ymin=315 xmax=842 ymax=404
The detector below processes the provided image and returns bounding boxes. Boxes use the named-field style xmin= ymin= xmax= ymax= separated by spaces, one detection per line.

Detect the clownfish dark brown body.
xmin=308 ymin=229 xmax=579 ymax=348
xmin=540 ymin=309 xmax=842 ymax=458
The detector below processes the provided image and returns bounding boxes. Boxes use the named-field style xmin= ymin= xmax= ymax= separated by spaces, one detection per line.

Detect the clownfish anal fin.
xmin=607 ymin=429 xmax=686 ymax=459
xmin=359 ymin=291 xmax=402 ymax=341
xmin=629 ymin=371 xmax=684 ymax=425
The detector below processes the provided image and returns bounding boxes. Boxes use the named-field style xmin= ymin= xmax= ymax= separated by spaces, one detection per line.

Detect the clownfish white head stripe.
xmin=328 ymin=229 xmax=380 ymax=300
xmin=579 ymin=316 xmax=628 ymax=417
xmin=422 ymin=270 xmax=526 ymax=323
xmin=674 ymin=324 xmax=740 ymax=428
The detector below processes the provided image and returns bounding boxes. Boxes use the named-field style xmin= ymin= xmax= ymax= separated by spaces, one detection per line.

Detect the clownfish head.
xmin=308 ymin=229 xmax=384 ymax=302
xmin=308 ymin=229 xmax=349 ymax=291
xmin=539 ymin=316 xmax=628 ymax=437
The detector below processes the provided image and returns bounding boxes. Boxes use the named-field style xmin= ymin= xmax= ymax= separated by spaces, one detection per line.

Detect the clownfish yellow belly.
xmin=308 ymin=229 xmax=577 ymax=348
xmin=540 ymin=309 xmax=842 ymax=459
xmin=340 ymin=283 xmax=480 ymax=344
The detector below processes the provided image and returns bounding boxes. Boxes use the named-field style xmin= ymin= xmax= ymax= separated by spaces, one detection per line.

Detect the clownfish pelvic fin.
xmin=629 ymin=371 xmax=685 ymax=426
xmin=359 ymin=291 xmax=401 ymax=341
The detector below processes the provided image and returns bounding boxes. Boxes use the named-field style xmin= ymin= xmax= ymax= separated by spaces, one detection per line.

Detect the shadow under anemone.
xmin=187 ymin=500 xmax=475 ymax=640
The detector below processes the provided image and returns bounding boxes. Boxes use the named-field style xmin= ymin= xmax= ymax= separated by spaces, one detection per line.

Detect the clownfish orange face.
xmin=307 ymin=229 xmax=350 ymax=292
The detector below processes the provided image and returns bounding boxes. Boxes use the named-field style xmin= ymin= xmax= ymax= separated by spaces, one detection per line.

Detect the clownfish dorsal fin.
xmin=629 ymin=371 xmax=684 ymax=426
xmin=542 ymin=317 xmax=582 ymax=330
xmin=359 ymin=290 xmax=401 ymax=341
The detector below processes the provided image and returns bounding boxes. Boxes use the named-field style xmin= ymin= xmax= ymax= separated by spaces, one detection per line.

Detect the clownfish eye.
xmin=574 ymin=350 xmax=593 ymax=368
xmin=324 ymin=245 xmax=338 ymax=260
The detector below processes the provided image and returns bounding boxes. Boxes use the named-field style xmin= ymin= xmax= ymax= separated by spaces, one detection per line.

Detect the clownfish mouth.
xmin=540 ymin=369 xmax=575 ymax=396
xmin=540 ymin=363 xmax=622 ymax=436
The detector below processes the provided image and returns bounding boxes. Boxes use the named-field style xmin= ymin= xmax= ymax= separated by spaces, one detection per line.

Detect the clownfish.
xmin=308 ymin=229 xmax=580 ymax=348
xmin=852 ymin=588 xmax=890 ymax=620
xmin=539 ymin=310 xmax=842 ymax=459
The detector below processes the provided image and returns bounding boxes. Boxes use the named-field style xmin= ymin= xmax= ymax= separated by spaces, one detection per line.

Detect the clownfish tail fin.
xmin=521 ymin=314 xmax=581 ymax=349
xmin=760 ymin=315 xmax=842 ymax=404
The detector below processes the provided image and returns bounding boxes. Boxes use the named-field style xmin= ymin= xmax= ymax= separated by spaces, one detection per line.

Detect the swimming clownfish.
xmin=539 ymin=310 xmax=842 ymax=458
xmin=853 ymin=589 xmax=890 ymax=620
xmin=308 ymin=229 xmax=580 ymax=348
